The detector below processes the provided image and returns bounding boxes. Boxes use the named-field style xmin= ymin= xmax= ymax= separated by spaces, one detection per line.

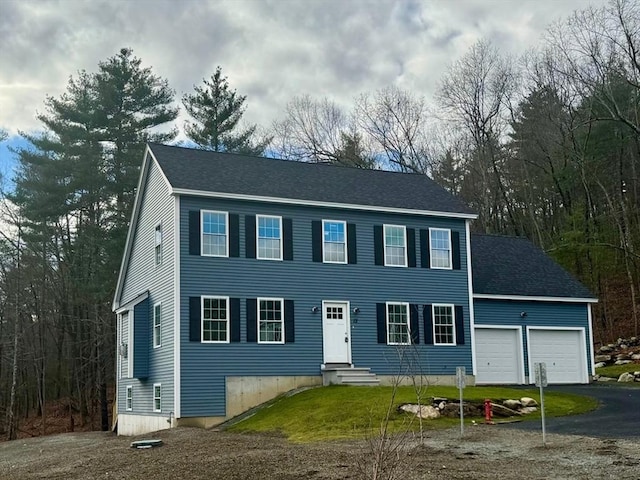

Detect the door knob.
xmin=345 ymin=336 xmax=348 ymax=343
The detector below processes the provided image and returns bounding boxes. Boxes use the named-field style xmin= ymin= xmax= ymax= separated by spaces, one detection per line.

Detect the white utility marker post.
xmin=456 ymin=366 xmax=466 ymax=437
xmin=534 ymin=362 xmax=548 ymax=446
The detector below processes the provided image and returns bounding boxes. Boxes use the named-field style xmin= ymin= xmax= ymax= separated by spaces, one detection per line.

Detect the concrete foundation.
xmin=377 ymin=374 xmax=476 ymax=387
xmin=117 ymin=413 xmax=174 ymax=436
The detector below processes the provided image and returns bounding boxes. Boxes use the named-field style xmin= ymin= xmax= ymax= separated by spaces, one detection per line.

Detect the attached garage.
xmin=527 ymin=328 xmax=588 ymax=384
xmin=475 ymin=327 xmax=523 ymax=384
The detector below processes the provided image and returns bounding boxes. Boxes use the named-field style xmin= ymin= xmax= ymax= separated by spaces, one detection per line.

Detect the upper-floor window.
xmin=384 ymin=225 xmax=407 ymax=267
xmin=433 ymin=304 xmax=455 ymax=345
xmin=202 ymin=296 xmax=229 ymax=343
xmin=387 ymin=302 xmax=410 ymax=345
xmin=126 ymin=385 xmax=133 ymax=411
xmin=430 ymin=228 xmax=452 ymax=269
xmin=258 ymin=298 xmax=284 ymax=344
xmin=202 ymin=210 xmax=228 ymax=257
xmin=153 ymin=303 xmax=162 ymax=348
xmin=257 ymin=215 xmax=282 ymax=260
xmin=323 ymin=220 xmax=346 ymax=263
xmin=153 ymin=383 xmax=162 ymax=412
xmin=154 ymin=224 xmax=162 ymax=265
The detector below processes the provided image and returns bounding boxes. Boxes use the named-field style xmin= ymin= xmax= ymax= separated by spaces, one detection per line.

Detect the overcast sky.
xmin=0 ymin=0 xmax=608 ymax=153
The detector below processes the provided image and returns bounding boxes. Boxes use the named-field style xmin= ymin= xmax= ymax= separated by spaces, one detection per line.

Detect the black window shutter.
xmin=311 ymin=221 xmax=322 ymax=262
xmin=245 ymin=215 xmax=256 ymax=258
xmin=374 ymin=225 xmax=384 ymax=265
xmin=423 ymin=304 xmax=433 ymax=344
xmin=409 ymin=304 xmax=420 ymax=344
xmin=246 ymin=299 xmax=257 ymax=342
xmin=347 ymin=223 xmax=357 ymax=264
xmin=229 ymin=214 xmax=240 ymax=258
xmin=452 ymin=231 xmax=461 ymax=270
xmin=376 ymin=303 xmax=387 ymax=344
xmin=284 ymin=300 xmax=294 ymax=343
xmin=283 ymin=218 xmax=293 ymax=261
xmin=407 ymin=228 xmax=416 ymax=267
xmin=189 ymin=211 xmax=201 ymax=256
xmin=420 ymin=229 xmax=430 ymax=268
xmin=189 ymin=297 xmax=201 ymax=342
xmin=230 ymin=298 xmax=240 ymax=342
xmin=455 ymin=305 xmax=465 ymax=345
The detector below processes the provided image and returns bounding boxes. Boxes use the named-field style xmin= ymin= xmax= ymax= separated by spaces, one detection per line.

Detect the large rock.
xmin=618 ymin=372 xmax=635 ymax=383
xmin=503 ymin=399 xmax=522 ymax=410
xmin=631 ymin=354 xmax=640 ymax=360
xmin=520 ymin=406 xmax=538 ymax=414
xmin=595 ymin=354 xmax=611 ymax=363
xmin=599 ymin=345 xmax=613 ymax=353
xmin=616 ymin=353 xmax=630 ymax=361
xmin=596 ymin=376 xmax=615 ymax=382
xmin=594 ymin=362 xmax=607 ymax=369
xmin=615 ymin=359 xmax=632 ymax=365
xmin=399 ymin=404 xmax=440 ymax=419
xmin=520 ymin=397 xmax=538 ymax=407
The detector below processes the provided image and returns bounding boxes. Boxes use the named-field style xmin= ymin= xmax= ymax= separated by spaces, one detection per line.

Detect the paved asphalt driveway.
xmin=504 ymin=384 xmax=640 ymax=439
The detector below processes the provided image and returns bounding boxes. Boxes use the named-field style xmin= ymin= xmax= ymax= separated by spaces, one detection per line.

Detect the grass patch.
xmin=596 ymin=363 xmax=640 ymax=378
xmin=228 ymin=385 xmax=598 ymax=442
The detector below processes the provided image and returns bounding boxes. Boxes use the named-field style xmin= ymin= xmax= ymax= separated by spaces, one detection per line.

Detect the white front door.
xmin=322 ymin=301 xmax=351 ymax=364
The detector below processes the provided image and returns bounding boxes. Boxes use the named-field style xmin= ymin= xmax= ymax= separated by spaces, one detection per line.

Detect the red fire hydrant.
xmin=484 ymin=398 xmax=494 ymax=425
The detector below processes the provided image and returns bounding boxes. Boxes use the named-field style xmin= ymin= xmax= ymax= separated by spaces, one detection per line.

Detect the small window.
xmin=126 ymin=386 xmax=133 ymax=411
xmin=433 ymin=304 xmax=455 ymax=345
xmin=257 ymin=215 xmax=282 ymax=260
xmin=384 ymin=225 xmax=407 ymax=267
xmin=322 ymin=220 xmax=347 ymax=263
xmin=387 ymin=302 xmax=410 ymax=345
xmin=430 ymin=228 xmax=452 ymax=269
xmin=153 ymin=383 xmax=162 ymax=412
xmin=258 ymin=298 xmax=284 ymax=344
xmin=202 ymin=211 xmax=228 ymax=257
xmin=154 ymin=224 xmax=162 ymax=265
xmin=202 ymin=296 xmax=229 ymax=343
xmin=153 ymin=303 xmax=162 ymax=348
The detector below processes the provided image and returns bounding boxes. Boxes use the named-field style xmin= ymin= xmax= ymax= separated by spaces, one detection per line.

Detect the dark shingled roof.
xmin=148 ymin=143 xmax=475 ymax=215
xmin=471 ymin=234 xmax=595 ymax=299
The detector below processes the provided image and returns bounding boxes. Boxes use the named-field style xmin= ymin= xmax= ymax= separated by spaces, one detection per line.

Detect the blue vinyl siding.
xmin=118 ymin=157 xmax=175 ymax=417
xmin=179 ymin=196 xmax=472 ymax=417
xmin=474 ymin=299 xmax=592 ymax=377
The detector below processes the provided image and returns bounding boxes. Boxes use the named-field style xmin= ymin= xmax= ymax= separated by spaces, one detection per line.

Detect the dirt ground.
xmin=0 ymin=425 xmax=638 ymax=480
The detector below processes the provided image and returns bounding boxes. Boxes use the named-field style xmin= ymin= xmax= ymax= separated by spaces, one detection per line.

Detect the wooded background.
xmin=0 ymin=0 xmax=638 ymax=439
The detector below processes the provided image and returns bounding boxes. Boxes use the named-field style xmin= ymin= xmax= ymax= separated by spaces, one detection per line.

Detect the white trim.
xmin=153 ymin=383 xmax=162 ymax=413
xmin=383 ymin=224 xmax=408 ymax=267
xmin=473 ymin=293 xmax=598 ymax=304
xmin=432 ymin=303 xmax=456 ymax=346
xmin=321 ymin=300 xmax=352 ymax=364
xmin=465 ymin=220 xmax=477 ymax=375
xmin=149 ymin=148 xmax=173 ymax=192
xmin=429 ymin=227 xmax=453 ymax=270
xmin=201 ymin=295 xmax=231 ymax=343
xmin=474 ymin=325 xmax=525 ymax=384
xmin=256 ymin=215 xmax=283 ymax=261
xmin=173 ymin=195 xmax=181 ymax=419
xmin=322 ymin=219 xmax=347 ymax=264
xmin=126 ymin=385 xmax=133 ymax=411
xmin=257 ymin=297 xmax=285 ymax=344
xmin=128 ymin=309 xmax=134 ymax=378
xmin=385 ymin=301 xmax=411 ymax=345
xmin=201 ymin=210 xmax=229 ymax=257
xmin=117 ymin=313 xmax=123 ymax=379
xmin=170 ymin=187 xmax=478 ymax=220
xmin=153 ymin=302 xmax=162 ymax=349
xmin=154 ymin=223 xmax=163 ymax=266
xmin=115 ymin=292 xmax=149 ymax=315
xmin=525 ymin=326 xmax=589 ymax=384
xmin=587 ymin=303 xmax=595 ymax=376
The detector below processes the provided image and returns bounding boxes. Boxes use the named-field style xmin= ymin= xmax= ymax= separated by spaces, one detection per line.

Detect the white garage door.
xmin=528 ymin=329 xmax=587 ymax=384
xmin=475 ymin=328 xmax=522 ymax=384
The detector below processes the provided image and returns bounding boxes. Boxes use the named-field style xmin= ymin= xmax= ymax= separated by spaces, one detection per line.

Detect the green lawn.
xmin=228 ymin=385 xmax=598 ymax=442
xmin=596 ymin=363 xmax=640 ymax=378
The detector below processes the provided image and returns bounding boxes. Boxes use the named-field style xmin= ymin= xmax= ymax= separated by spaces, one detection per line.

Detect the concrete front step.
xmin=322 ymin=367 xmax=380 ymax=386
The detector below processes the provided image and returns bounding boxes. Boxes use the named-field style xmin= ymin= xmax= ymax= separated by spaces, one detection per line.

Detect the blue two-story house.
xmin=112 ymin=143 xmax=597 ymax=436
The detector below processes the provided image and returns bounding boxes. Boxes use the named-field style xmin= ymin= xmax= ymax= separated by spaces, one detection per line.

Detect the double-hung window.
xmin=126 ymin=386 xmax=133 ymax=411
xmin=202 ymin=296 xmax=229 ymax=343
xmin=153 ymin=303 xmax=162 ymax=348
xmin=153 ymin=384 xmax=162 ymax=412
xmin=257 ymin=215 xmax=282 ymax=260
xmin=154 ymin=224 xmax=162 ymax=265
xmin=258 ymin=298 xmax=284 ymax=344
xmin=433 ymin=304 xmax=455 ymax=345
xmin=323 ymin=220 xmax=346 ymax=263
xmin=387 ymin=302 xmax=410 ymax=345
xmin=430 ymin=228 xmax=452 ymax=269
xmin=384 ymin=225 xmax=407 ymax=267
xmin=202 ymin=210 xmax=228 ymax=257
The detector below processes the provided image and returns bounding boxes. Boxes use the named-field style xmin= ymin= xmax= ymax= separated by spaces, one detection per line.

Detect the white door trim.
xmin=474 ymin=325 xmax=525 ymax=384
xmin=526 ymin=326 xmax=588 ymax=384
xmin=322 ymin=300 xmax=352 ymax=365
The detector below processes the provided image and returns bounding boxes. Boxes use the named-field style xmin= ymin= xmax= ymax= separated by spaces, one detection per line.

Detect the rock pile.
xmin=398 ymin=397 xmax=538 ymax=420
xmin=593 ymin=335 xmax=640 ymax=383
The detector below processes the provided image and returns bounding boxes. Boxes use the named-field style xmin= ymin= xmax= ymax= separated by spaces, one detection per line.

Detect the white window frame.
xmin=153 ymin=383 xmax=162 ymax=412
xmin=154 ymin=224 xmax=162 ymax=266
xmin=322 ymin=219 xmax=347 ymax=264
xmin=432 ymin=304 xmax=456 ymax=346
xmin=201 ymin=210 xmax=229 ymax=257
xmin=386 ymin=301 xmax=411 ymax=345
xmin=429 ymin=228 xmax=452 ymax=270
xmin=125 ymin=385 xmax=133 ymax=411
xmin=257 ymin=297 xmax=285 ymax=344
xmin=153 ymin=303 xmax=162 ymax=348
xmin=201 ymin=295 xmax=230 ymax=343
xmin=256 ymin=215 xmax=283 ymax=261
xmin=383 ymin=224 xmax=407 ymax=267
